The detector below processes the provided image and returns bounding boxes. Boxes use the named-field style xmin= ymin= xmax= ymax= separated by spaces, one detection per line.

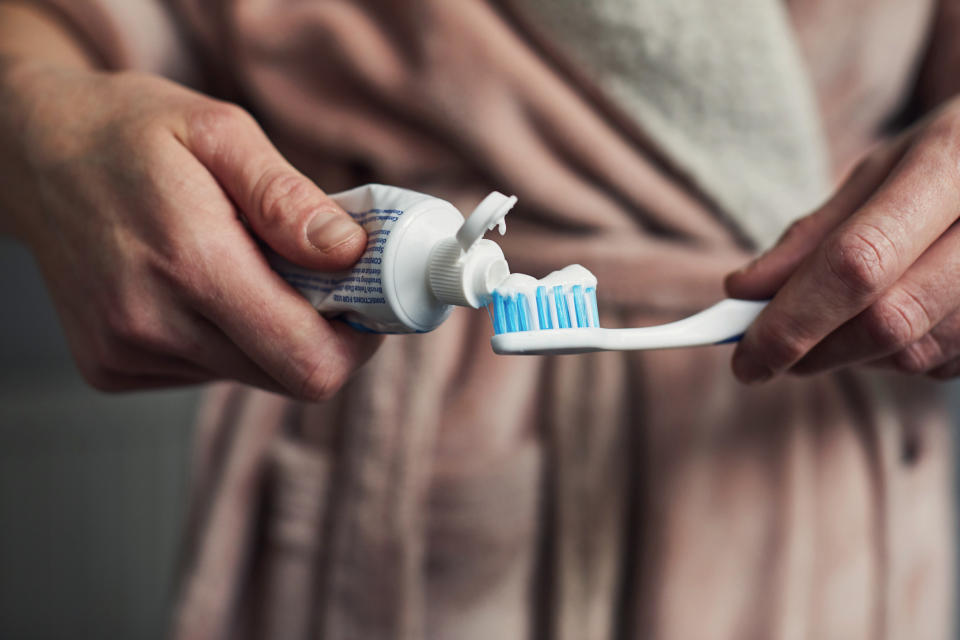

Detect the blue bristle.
xmin=536 ymin=286 xmax=551 ymax=329
xmin=492 ymin=292 xmax=507 ymax=335
xmin=554 ymin=286 xmax=570 ymax=329
xmin=505 ymin=295 xmax=519 ymax=332
xmin=573 ymin=285 xmax=587 ymax=328
xmin=517 ymin=294 xmax=530 ymax=331
xmin=587 ymin=287 xmax=599 ymax=328
xmin=491 ymin=280 xmax=601 ymax=335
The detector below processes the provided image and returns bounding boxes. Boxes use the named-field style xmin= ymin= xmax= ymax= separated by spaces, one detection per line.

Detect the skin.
xmin=727 ymin=102 xmax=960 ymax=384
xmin=0 ymin=3 xmax=381 ymax=399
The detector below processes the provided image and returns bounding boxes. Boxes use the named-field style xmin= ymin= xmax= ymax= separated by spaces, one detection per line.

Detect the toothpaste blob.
xmin=488 ymin=264 xmax=600 ymax=334
xmin=268 ymin=184 xmax=513 ymax=333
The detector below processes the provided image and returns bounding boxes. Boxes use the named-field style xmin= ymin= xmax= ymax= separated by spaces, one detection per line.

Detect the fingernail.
xmin=732 ymin=351 xmax=774 ymax=384
xmin=307 ymin=214 xmax=361 ymax=252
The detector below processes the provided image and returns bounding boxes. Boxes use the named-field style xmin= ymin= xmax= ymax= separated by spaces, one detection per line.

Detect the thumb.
xmin=725 ymin=142 xmax=908 ymax=300
xmin=183 ymin=103 xmax=365 ymax=270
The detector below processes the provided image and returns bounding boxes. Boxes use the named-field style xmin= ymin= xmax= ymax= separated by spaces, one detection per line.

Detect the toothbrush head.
xmin=487 ymin=264 xmax=769 ymax=355
xmin=489 ymin=281 xmax=600 ymax=334
xmin=487 ymin=265 xmax=606 ymax=354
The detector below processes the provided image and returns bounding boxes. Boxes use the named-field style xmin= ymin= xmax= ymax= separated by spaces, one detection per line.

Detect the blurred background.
xmin=0 ymin=238 xmax=198 ymax=639
xmin=1 ymin=234 xmax=959 ymax=639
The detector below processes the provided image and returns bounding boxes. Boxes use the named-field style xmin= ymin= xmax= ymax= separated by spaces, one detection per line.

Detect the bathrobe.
xmin=30 ymin=1 xmax=956 ymax=638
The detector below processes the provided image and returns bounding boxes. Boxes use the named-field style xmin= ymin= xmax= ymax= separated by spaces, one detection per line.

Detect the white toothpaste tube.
xmin=268 ymin=184 xmax=515 ymax=333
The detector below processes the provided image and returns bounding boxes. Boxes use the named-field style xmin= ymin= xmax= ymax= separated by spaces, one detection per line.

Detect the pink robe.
xmin=31 ymin=1 xmax=957 ymax=638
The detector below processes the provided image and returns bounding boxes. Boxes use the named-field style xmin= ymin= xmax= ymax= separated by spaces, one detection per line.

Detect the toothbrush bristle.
xmin=488 ymin=275 xmax=599 ymax=335
xmin=587 ymin=287 xmax=599 ymax=328
xmin=554 ymin=286 xmax=570 ymax=329
xmin=492 ymin=291 xmax=507 ymax=335
xmin=573 ymin=285 xmax=587 ymax=328
xmin=516 ymin=293 xmax=530 ymax=331
xmin=536 ymin=286 xmax=552 ymax=330
xmin=505 ymin=294 xmax=519 ymax=332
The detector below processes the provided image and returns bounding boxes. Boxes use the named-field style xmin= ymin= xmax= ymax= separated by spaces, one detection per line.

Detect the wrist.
xmin=0 ymin=2 xmax=97 ymax=240
xmin=0 ymin=60 xmax=75 ymax=242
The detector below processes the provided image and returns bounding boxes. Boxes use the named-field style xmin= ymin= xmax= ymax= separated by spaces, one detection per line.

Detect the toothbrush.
xmin=487 ymin=266 xmax=768 ymax=355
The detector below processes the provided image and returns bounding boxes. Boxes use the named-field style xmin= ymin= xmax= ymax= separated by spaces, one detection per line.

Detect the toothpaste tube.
xmin=267 ymin=184 xmax=515 ymax=333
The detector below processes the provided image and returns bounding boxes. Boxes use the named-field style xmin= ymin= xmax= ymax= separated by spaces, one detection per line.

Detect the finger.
xmin=180 ymin=102 xmax=366 ymax=270
xmin=94 ymin=292 xmax=289 ymax=393
xmin=791 ymin=221 xmax=960 ymax=374
xmin=106 ymin=314 xmax=295 ymax=395
xmin=89 ymin=365 xmax=213 ymax=392
xmin=91 ymin=329 xmax=217 ymax=383
xmin=867 ymin=307 xmax=960 ymax=375
xmin=109 ymin=350 xmax=214 ymax=379
xmin=96 ymin=374 xmax=214 ymax=392
xmin=186 ymin=221 xmax=382 ymax=401
xmin=174 ymin=312 xmax=291 ymax=394
xmin=726 ymin=139 xmax=909 ymax=300
xmin=154 ymin=143 xmax=381 ymax=401
xmin=928 ymin=356 xmax=960 ymax=380
xmin=732 ymin=133 xmax=960 ymax=383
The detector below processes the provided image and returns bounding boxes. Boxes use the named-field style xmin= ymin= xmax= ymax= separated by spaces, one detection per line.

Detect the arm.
xmin=0 ymin=2 xmax=380 ymax=396
xmin=0 ymin=3 xmax=95 ymax=237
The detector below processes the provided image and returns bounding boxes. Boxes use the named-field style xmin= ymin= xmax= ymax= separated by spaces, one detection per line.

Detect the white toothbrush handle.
xmin=601 ymin=298 xmax=767 ymax=349
xmin=491 ymin=299 xmax=768 ymax=354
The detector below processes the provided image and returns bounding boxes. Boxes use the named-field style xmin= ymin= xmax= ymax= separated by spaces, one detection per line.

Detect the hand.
xmin=0 ymin=63 xmax=380 ymax=398
xmin=726 ymin=99 xmax=960 ymax=383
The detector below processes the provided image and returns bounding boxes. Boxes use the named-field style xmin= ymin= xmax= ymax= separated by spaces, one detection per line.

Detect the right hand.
xmin=0 ymin=63 xmax=381 ymax=399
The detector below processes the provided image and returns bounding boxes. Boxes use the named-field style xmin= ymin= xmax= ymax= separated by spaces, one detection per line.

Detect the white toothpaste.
xmin=267 ymin=184 xmax=515 ymax=333
xmin=494 ymin=264 xmax=597 ymax=297
xmin=486 ymin=264 xmax=600 ymax=333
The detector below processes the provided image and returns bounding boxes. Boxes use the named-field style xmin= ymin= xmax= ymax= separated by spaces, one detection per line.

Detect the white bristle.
xmin=527 ymin=296 xmax=539 ymax=330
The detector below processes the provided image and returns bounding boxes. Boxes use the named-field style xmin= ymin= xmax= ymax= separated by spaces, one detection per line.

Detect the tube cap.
xmin=455 ymin=192 xmax=517 ymax=252
xmin=428 ymin=238 xmax=509 ymax=308
xmin=428 ymin=191 xmax=516 ymax=308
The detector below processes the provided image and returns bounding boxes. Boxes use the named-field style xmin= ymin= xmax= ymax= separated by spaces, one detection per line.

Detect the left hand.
xmin=726 ymin=98 xmax=960 ymax=383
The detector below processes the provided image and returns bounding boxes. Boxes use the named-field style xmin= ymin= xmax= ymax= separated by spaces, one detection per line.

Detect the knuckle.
xmin=80 ymin=362 xmax=123 ymax=392
xmin=293 ymin=360 xmax=348 ymax=402
xmin=150 ymin=250 xmax=205 ymax=300
xmin=103 ymin=301 xmax=166 ymax=351
xmin=114 ymin=117 xmax=170 ymax=152
xmin=863 ymin=293 xmax=928 ymax=351
xmin=186 ymin=101 xmax=253 ymax=154
xmin=103 ymin=303 xmax=138 ymax=344
xmin=752 ymin=315 xmax=810 ymax=368
xmin=824 ymin=226 xmax=896 ymax=296
xmin=93 ymin=341 xmax=125 ymax=374
xmin=929 ymin=361 xmax=960 ymax=381
xmin=254 ymin=170 xmax=320 ymax=231
xmin=892 ymin=342 xmax=933 ymax=374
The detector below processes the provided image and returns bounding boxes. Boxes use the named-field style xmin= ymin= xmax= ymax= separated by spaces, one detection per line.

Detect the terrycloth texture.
xmin=26 ymin=1 xmax=955 ymax=639
xmin=509 ymin=0 xmax=830 ymax=247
